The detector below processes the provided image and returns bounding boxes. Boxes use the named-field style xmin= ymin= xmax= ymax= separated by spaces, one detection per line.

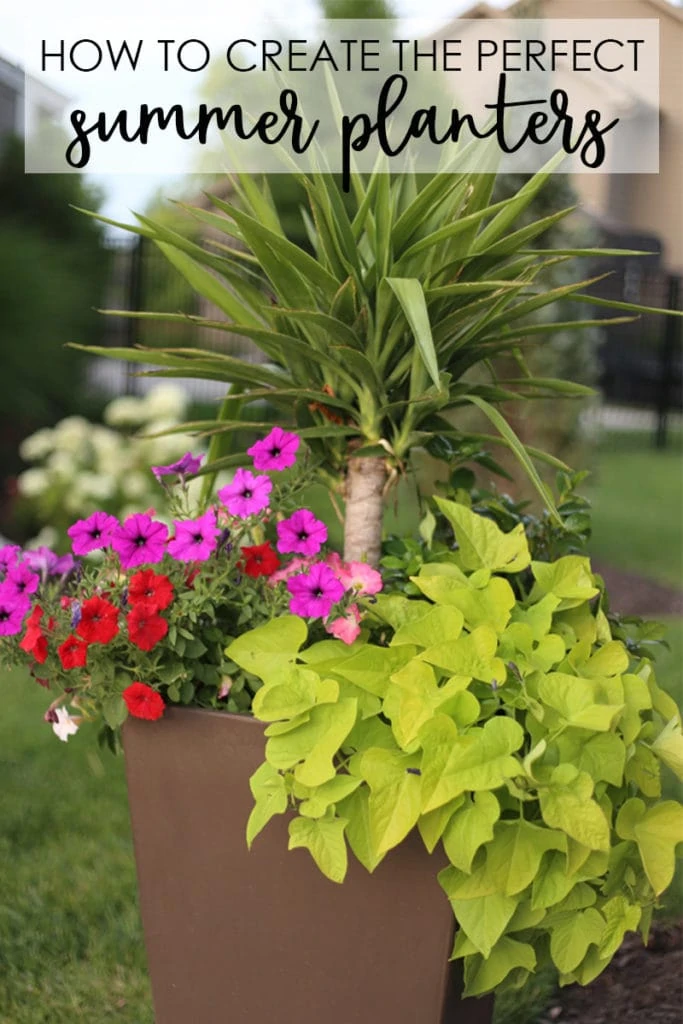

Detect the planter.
xmin=123 ymin=707 xmax=494 ymax=1024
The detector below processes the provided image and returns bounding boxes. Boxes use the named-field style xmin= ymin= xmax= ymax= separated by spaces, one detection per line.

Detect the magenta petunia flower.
xmin=0 ymin=583 xmax=30 ymax=635
xmin=67 ymin=511 xmax=119 ymax=556
xmin=0 ymin=545 xmax=20 ymax=579
xmin=247 ymin=427 xmax=300 ymax=472
xmin=287 ymin=563 xmax=345 ymax=619
xmin=2 ymin=562 xmax=40 ymax=604
xmin=23 ymin=547 xmax=75 ymax=576
xmin=168 ymin=508 xmax=220 ymax=562
xmin=276 ymin=509 xmax=327 ymax=557
xmin=218 ymin=468 xmax=272 ymax=519
xmin=152 ymin=452 xmax=204 ymax=479
xmin=111 ymin=513 xmax=168 ymax=569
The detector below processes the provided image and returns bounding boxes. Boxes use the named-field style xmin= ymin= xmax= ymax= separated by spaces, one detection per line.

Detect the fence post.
xmin=124 ymin=235 xmax=144 ymax=396
xmin=655 ymin=274 xmax=681 ymax=449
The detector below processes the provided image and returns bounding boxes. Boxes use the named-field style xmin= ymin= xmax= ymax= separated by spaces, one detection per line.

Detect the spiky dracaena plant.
xmin=76 ymin=160 xmax=667 ymax=564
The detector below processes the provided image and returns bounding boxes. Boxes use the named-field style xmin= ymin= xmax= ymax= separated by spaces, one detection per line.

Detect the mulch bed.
xmin=540 ymin=922 xmax=683 ymax=1024
xmin=593 ymin=561 xmax=683 ymax=617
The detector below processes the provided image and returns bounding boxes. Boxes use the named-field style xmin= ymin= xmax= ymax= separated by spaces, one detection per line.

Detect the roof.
xmin=456 ymin=0 xmax=683 ymax=21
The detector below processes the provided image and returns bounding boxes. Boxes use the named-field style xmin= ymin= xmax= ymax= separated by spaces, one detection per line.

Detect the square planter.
xmin=123 ymin=707 xmax=494 ymax=1024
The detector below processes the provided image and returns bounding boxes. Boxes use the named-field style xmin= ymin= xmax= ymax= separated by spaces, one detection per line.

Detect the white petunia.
xmin=52 ymin=707 xmax=80 ymax=742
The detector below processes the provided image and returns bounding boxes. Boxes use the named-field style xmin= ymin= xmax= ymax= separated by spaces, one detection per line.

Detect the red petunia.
xmin=58 ymin=634 xmax=89 ymax=670
xmin=127 ymin=603 xmax=168 ymax=651
xmin=19 ymin=605 xmax=48 ymax=664
xmin=77 ymin=596 xmax=120 ymax=644
xmin=123 ymin=681 xmax=165 ymax=721
xmin=241 ymin=542 xmax=280 ymax=578
xmin=128 ymin=569 xmax=174 ymax=612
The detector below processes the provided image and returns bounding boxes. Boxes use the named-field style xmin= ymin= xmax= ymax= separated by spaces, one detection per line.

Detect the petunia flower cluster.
xmin=0 ymin=427 xmax=381 ymax=743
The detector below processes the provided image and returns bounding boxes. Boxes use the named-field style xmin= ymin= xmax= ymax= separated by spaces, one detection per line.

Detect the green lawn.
xmin=587 ymin=429 xmax=683 ymax=587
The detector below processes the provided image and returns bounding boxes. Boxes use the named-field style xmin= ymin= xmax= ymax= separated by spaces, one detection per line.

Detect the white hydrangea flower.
xmin=17 ymin=468 xmax=49 ymax=497
xmin=47 ymin=451 xmax=76 ymax=477
xmin=19 ymin=428 xmax=55 ymax=462
xmin=79 ymin=472 xmax=117 ymax=502
xmin=140 ymin=384 xmax=187 ymax=423
xmin=53 ymin=416 xmax=90 ymax=453
xmin=104 ymin=395 xmax=147 ymax=427
xmin=30 ymin=525 xmax=59 ymax=549
xmin=52 ymin=707 xmax=80 ymax=742
xmin=122 ymin=471 xmax=152 ymax=501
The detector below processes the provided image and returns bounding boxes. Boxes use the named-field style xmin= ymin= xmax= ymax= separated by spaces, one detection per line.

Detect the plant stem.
xmin=343 ymin=455 xmax=388 ymax=565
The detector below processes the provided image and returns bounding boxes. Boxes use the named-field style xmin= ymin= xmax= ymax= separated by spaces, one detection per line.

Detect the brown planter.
xmin=124 ymin=707 xmax=494 ymax=1024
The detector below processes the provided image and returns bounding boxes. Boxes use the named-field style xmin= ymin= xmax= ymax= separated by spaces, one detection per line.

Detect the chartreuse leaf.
xmin=597 ymin=896 xmax=642 ymax=961
xmin=337 ymin=787 xmax=384 ymax=873
xmin=556 ymin=732 xmax=626 ymax=788
xmin=358 ymin=748 xmax=423 ymax=856
xmin=531 ymin=852 xmax=578 ymax=910
xmin=418 ymin=796 xmax=465 ymax=853
xmin=450 ymin=892 xmax=518 ymax=958
xmin=651 ymin=718 xmax=683 ymax=780
xmin=227 ymin=616 xmax=307 ymax=683
xmin=298 ymin=774 xmax=362 ymax=819
xmin=615 ymin=798 xmax=683 ymax=895
xmin=412 ymin=574 xmax=515 ymax=635
xmin=620 ymin=673 xmax=652 ymax=746
xmin=328 ymin=644 xmax=416 ymax=697
xmin=536 ymin=673 xmax=624 ymax=732
xmin=246 ymin=762 xmax=288 ymax=849
xmin=549 ymin=908 xmax=606 ymax=973
xmin=390 ymin=605 xmax=464 ymax=647
xmin=433 ymin=498 xmax=531 ymax=573
xmin=419 ymin=625 xmax=507 ymax=685
xmin=512 ymin=593 xmax=561 ymax=641
xmin=575 ymin=641 xmax=630 ymax=678
xmin=442 ymin=792 xmax=500 ymax=873
xmin=383 ymin=660 xmax=480 ymax=752
xmin=288 ymin=812 xmax=348 ymax=883
xmin=539 ymin=765 xmax=610 ymax=851
xmin=531 ymin=557 xmax=599 ymax=606
xmin=265 ymin=699 xmax=358 ymax=786
xmin=252 ymin=666 xmax=330 ymax=722
xmin=463 ymin=937 xmax=536 ymax=997
xmin=420 ymin=714 xmax=524 ymax=812
xmin=447 ymin=821 xmax=567 ymax=899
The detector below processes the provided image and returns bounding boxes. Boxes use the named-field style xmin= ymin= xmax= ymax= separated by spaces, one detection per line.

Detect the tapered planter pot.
xmin=123 ymin=707 xmax=494 ymax=1024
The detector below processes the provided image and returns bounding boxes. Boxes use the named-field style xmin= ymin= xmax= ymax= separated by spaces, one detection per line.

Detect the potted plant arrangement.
xmin=4 ymin=163 xmax=682 ymax=1022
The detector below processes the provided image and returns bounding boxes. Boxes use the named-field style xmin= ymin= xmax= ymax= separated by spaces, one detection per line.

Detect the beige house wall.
xmin=455 ymin=0 xmax=683 ymax=272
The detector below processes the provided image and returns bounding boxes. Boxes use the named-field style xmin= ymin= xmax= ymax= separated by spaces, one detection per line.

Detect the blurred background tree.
xmin=0 ymin=135 xmax=109 ymax=533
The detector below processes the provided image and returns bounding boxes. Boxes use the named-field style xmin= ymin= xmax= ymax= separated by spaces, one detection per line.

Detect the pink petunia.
xmin=247 ymin=427 xmax=300 ymax=472
xmin=286 ymin=563 xmax=345 ymax=619
xmin=168 ymin=508 xmax=220 ymax=562
xmin=111 ymin=514 xmax=168 ymax=569
xmin=2 ymin=562 xmax=40 ymax=604
xmin=152 ymin=452 xmax=204 ymax=480
xmin=67 ymin=510 xmax=119 ymax=556
xmin=218 ymin=469 xmax=272 ymax=518
xmin=276 ymin=510 xmax=327 ymax=557
xmin=326 ymin=604 xmax=362 ymax=645
xmin=0 ymin=545 xmax=21 ymax=579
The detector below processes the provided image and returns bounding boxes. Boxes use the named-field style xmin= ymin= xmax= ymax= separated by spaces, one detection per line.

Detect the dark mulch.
xmin=540 ymin=923 xmax=683 ymax=1024
xmin=594 ymin=561 xmax=683 ymax=617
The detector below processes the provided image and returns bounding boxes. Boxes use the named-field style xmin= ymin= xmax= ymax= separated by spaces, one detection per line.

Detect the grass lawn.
xmin=587 ymin=429 xmax=683 ymax=588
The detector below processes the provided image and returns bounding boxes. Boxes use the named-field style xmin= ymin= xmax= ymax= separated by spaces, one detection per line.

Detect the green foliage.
xmin=229 ymin=502 xmax=683 ymax=999
xmin=75 ymin=159 xmax=669 ymax=522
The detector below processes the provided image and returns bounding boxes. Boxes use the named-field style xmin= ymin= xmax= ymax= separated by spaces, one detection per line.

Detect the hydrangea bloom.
xmin=111 ymin=514 xmax=168 ymax=569
xmin=67 ymin=510 xmax=119 ymax=556
xmin=247 ymin=427 xmax=300 ymax=471
xmin=287 ymin=563 xmax=345 ymax=619
xmin=277 ymin=510 xmax=327 ymax=557
xmin=218 ymin=469 xmax=272 ymax=518
xmin=168 ymin=508 xmax=219 ymax=562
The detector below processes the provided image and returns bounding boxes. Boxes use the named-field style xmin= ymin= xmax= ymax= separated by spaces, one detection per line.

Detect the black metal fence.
xmin=94 ymin=229 xmax=683 ymax=443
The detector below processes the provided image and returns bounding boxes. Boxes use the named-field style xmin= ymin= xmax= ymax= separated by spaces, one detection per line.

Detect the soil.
xmin=540 ymin=922 xmax=683 ymax=1024
xmin=593 ymin=561 xmax=683 ymax=617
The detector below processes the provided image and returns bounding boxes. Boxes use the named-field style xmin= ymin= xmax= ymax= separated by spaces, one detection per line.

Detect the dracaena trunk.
xmin=343 ymin=455 xmax=387 ymax=566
